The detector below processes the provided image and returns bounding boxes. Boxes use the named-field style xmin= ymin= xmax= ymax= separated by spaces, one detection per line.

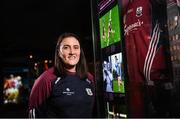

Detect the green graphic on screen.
xmin=99 ymin=5 xmax=121 ymax=48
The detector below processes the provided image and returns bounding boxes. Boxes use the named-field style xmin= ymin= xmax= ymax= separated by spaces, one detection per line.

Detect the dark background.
xmin=2 ymin=0 xmax=93 ymax=65
xmin=1 ymin=0 xmax=93 ymax=117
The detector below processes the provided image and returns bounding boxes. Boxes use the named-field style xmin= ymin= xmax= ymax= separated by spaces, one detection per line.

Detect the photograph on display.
xmin=3 ymin=74 xmax=23 ymax=104
xmin=2 ymin=67 xmax=31 ymax=105
xmin=99 ymin=4 xmax=121 ymax=48
xmin=102 ymin=52 xmax=125 ymax=93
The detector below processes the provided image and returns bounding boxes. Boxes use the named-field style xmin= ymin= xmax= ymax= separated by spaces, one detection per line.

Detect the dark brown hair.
xmin=54 ymin=32 xmax=88 ymax=79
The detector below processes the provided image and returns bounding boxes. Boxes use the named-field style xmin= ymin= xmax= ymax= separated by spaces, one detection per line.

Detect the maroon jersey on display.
xmin=124 ymin=0 xmax=167 ymax=84
xmin=123 ymin=0 xmax=169 ymax=117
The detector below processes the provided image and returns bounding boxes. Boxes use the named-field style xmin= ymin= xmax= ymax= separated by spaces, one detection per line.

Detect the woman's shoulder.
xmin=87 ymin=72 xmax=94 ymax=83
xmin=34 ymin=67 xmax=57 ymax=86
xmin=39 ymin=67 xmax=56 ymax=79
xmin=29 ymin=67 xmax=57 ymax=109
xmin=87 ymin=72 xmax=93 ymax=79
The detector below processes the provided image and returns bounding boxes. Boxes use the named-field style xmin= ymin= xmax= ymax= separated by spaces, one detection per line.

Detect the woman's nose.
xmin=69 ymin=47 xmax=74 ymax=54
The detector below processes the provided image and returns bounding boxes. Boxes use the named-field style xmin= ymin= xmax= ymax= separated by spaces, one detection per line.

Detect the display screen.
xmin=102 ymin=52 xmax=125 ymax=93
xmin=3 ymin=74 xmax=23 ymax=104
xmin=2 ymin=67 xmax=30 ymax=104
xmin=98 ymin=0 xmax=116 ymax=14
xmin=99 ymin=4 xmax=121 ymax=48
xmin=99 ymin=2 xmax=125 ymax=94
xmin=97 ymin=0 xmax=127 ymax=117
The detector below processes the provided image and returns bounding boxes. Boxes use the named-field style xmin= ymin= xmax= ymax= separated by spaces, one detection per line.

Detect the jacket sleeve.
xmin=28 ymin=102 xmax=48 ymax=118
xmin=28 ymin=68 xmax=56 ymax=118
xmin=87 ymin=72 xmax=95 ymax=85
xmin=87 ymin=72 xmax=97 ymax=117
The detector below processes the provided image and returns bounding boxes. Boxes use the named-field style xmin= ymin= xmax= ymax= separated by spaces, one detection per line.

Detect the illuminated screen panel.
xmin=99 ymin=4 xmax=121 ymax=48
xmin=97 ymin=0 xmax=127 ymax=117
xmin=2 ymin=67 xmax=30 ymax=104
xmin=99 ymin=1 xmax=125 ymax=94
xmin=98 ymin=0 xmax=116 ymax=14
xmin=3 ymin=74 xmax=23 ymax=104
xmin=102 ymin=52 xmax=125 ymax=93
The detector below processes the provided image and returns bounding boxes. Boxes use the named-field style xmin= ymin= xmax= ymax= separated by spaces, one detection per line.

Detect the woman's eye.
xmin=74 ymin=46 xmax=79 ymax=49
xmin=63 ymin=46 xmax=69 ymax=50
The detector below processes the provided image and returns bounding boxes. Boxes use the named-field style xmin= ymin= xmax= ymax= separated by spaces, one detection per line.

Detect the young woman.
xmin=28 ymin=32 xmax=95 ymax=118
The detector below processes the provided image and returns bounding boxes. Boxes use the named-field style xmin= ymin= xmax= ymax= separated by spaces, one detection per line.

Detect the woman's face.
xmin=58 ymin=36 xmax=81 ymax=71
